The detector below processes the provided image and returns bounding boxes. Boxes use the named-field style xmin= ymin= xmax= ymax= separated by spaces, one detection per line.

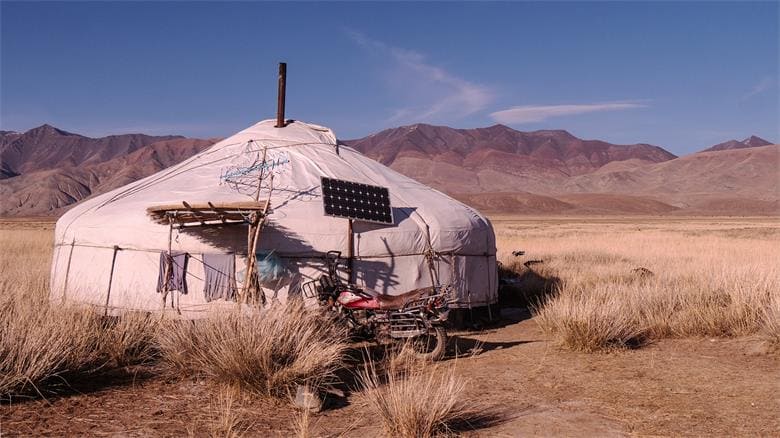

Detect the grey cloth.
xmin=203 ymin=253 xmax=237 ymax=302
xmin=156 ymin=251 xmax=189 ymax=294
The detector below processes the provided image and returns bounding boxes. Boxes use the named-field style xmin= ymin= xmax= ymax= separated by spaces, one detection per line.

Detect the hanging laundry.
xmin=256 ymin=250 xmax=286 ymax=284
xmin=203 ymin=253 xmax=237 ymax=302
xmin=156 ymin=251 xmax=189 ymax=294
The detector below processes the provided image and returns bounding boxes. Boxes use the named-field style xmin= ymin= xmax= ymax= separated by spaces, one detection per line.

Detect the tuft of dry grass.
xmin=0 ymin=229 xmax=161 ymax=398
xmin=292 ymin=404 xmax=313 ymax=438
xmin=358 ymin=352 xmax=497 ymax=437
xmin=497 ymin=218 xmax=780 ymax=352
xmin=761 ymin=294 xmax=780 ymax=350
xmin=0 ymin=293 xmax=105 ymax=397
xmin=533 ymin=283 xmax=647 ymax=352
xmin=207 ymin=386 xmax=247 ymax=438
xmin=99 ymin=312 xmax=162 ymax=367
xmin=156 ymin=302 xmax=349 ymax=398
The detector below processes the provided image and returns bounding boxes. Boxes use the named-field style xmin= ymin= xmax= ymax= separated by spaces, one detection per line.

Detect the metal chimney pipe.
xmin=275 ymin=62 xmax=287 ymax=128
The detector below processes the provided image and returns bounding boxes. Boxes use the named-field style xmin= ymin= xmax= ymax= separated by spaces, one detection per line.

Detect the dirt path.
xmin=448 ymin=309 xmax=779 ymax=436
xmin=2 ymin=309 xmax=778 ymax=436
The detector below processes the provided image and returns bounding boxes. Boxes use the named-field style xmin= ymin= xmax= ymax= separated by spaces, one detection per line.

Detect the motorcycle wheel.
xmin=411 ymin=326 xmax=447 ymax=361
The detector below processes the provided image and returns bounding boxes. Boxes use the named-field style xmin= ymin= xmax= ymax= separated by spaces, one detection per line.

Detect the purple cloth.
xmin=203 ymin=253 xmax=237 ymax=302
xmin=157 ymin=251 xmax=189 ymax=294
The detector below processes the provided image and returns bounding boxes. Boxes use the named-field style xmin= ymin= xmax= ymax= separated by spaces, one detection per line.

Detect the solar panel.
xmin=321 ymin=177 xmax=393 ymax=224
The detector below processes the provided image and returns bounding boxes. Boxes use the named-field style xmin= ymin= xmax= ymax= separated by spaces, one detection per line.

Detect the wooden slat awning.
xmin=146 ymin=200 xmax=269 ymax=226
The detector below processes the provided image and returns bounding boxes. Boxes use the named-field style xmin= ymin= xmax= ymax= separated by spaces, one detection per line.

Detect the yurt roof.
xmin=55 ymin=119 xmax=494 ymax=258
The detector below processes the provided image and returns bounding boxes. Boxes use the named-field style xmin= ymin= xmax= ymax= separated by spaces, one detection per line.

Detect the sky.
xmin=1 ymin=1 xmax=777 ymax=155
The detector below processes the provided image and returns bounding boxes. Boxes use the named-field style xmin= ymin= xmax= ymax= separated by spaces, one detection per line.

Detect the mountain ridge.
xmin=700 ymin=135 xmax=772 ymax=153
xmin=0 ymin=126 xmax=216 ymax=215
xmin=0 ymin=123 xmax=776 ymax=216
xmin=344 ymin=123 xmax=677 ymax=174
xmin=0 ymin=124 xmax=186 ymax=179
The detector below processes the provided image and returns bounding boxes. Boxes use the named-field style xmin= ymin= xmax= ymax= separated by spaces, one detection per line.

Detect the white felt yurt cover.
xmin=50 ymin=120 xmax=497 ymax=316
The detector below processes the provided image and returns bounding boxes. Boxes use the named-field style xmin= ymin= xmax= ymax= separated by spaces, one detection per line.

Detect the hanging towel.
xmin=156 ymin=251 xmax=189 ymax=294
xmin=203 ymin=253 xmax=237 ymax=302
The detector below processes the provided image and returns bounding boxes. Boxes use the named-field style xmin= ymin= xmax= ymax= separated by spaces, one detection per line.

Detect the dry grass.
xmin=358 ymin=351 xmax=496 ymax=437
xmin=155 ymin=303 xmax=349 ymax=398
xmin=99 ymin=312 xmax=162 ymax=367
xmin=0 ymin=227 xmax=349 ymax=402
xmin=761 ymin=293 xmax=780 ymax=350
xmin=0 ymin=304 xmax=161 ymax=397
xmin=495 ymin=217 xmax=780 ymax=352
xmin=0 ymin=230 xmax=97 ymax=397
xmin=292 ymin=404 xmax=313 ymax=438
xmin=0 ymin=229 xmax=163 ymax=397
xmin=207 ymin=386 xmax=247 ymax=438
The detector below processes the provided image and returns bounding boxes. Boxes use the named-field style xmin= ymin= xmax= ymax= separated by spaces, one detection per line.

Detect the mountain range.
xmin=345 ymin=125 xmax=778 ymax=215
xmin=0 ymin=123 xmax=776 ymax=216
xmin=0 ymin=125 xmax=215 ymax=215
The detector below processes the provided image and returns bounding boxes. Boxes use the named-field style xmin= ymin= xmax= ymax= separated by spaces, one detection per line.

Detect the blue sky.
xmin=1 ymin=1 xmax=777 ymax=155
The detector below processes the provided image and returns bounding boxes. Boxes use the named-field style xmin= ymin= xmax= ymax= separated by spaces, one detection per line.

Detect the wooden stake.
xmin=104 ymin=245 xmax=120 ymax=316
xmin=61 ymin=238 xmax=75 ymax=304
xmin=162 ymin=216 xmax=173 ymax=309
xmin=275 ymin=62 xmax=287 ymax=128
xmin=347 ymin=219 xmax=354 ymax=283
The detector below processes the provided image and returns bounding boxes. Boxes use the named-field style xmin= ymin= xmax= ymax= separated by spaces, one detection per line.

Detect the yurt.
xmin=50 ymin=119 xmax=498 ymax=317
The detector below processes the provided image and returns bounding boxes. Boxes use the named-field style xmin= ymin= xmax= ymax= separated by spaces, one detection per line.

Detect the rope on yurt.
xmin=53 ymin=241 xmax=491 ymax=259
xmin=61 ymin=238 xmax=75 ymax=304
xmin=95 ymin=139 xmax=334 ymax=209
xmin=54 ymin=139 xmax=246 ymax=243
xmin=104 ymin=245 xmax=120 ymax=316
xmin=55 ymin=137 xmax=335 ymax=252
xmin=423 ymin=224 xmax=442 ymax=288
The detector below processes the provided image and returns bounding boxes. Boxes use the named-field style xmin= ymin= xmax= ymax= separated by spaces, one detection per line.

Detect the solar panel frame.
xmin=321 ymin=177 xmax=394 ymax=225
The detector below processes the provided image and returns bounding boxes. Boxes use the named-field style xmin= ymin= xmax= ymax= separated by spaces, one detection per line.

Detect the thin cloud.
xmin=346 ymin=30 xmax=493 ymax=124
xmin=490 ymin=102 xmax=647 ymax=124
xmin=742 ymin=76 xmax=774 ymax=100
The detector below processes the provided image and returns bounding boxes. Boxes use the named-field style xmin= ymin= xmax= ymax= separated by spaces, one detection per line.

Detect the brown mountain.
xmin=1 ymin=123 xmax=776 ymax=217
xmin=345 ymin=124 xmax=777 ymax=215
xmin=0 ymin=124 xmax=184 ymax=179
xmin=455 ymin=144 xmax=779 ymax=215
xmin=345 ymin=124 xmax=676 ymax=195
xmin=700 ymin=135 xmax=772 ymax=153
xmin=0 ymin=126 xmax=216 ymax=216
xmin=561 ymin=144 xmax=779 ymax=214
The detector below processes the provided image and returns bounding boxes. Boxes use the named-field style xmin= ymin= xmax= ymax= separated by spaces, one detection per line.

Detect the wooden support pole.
xmin=347 ymin=219 xmax=354 ymax=283
xmin=162 ymin=216 xmax=173 ymax=309
xmin=243 ymin=216 xmax=255 ymax=304
xmin=104 ymin=245 xmax=120 ymax=316
xmin=275 ymin=62 xmax=287 ymax=128
xmin=241 ymin=147 xmax=272 ymax=306
xmin=61 ymin=238 xmax=76 ymax=304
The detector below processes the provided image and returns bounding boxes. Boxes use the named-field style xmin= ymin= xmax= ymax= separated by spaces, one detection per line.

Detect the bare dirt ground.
xmin=2 ymin=309 xmax=777 ymax=437
xmin=1 ymin=217 xmax=778 ymax=436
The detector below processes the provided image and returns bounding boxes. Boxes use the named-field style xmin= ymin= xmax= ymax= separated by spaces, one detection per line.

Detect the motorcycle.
xmin=301 ymin=251 xmax=451 ymax=361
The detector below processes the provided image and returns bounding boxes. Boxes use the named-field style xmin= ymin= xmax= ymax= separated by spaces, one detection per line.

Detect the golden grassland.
xmin=1 ymin=216 xmax=778 ymax=436
xmin=492 ymin=216 xmax=780 ymax=351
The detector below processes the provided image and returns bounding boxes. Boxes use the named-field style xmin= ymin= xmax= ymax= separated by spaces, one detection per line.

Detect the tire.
xmin=411 ymin=325 xmax=447 ymax=361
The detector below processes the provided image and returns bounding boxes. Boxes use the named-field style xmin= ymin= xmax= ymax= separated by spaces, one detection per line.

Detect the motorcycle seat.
xmin=375 ymin=286 xmax=434 ymax=310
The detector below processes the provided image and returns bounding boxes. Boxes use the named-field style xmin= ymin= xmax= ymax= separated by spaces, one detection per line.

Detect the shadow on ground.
xmin=450 ymin=335 xmax=538 ymax=358
xmin=1 ymin=366 xmax=157 ymax=405
xmin=497 ymin=263 xmax=561 ymax=309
